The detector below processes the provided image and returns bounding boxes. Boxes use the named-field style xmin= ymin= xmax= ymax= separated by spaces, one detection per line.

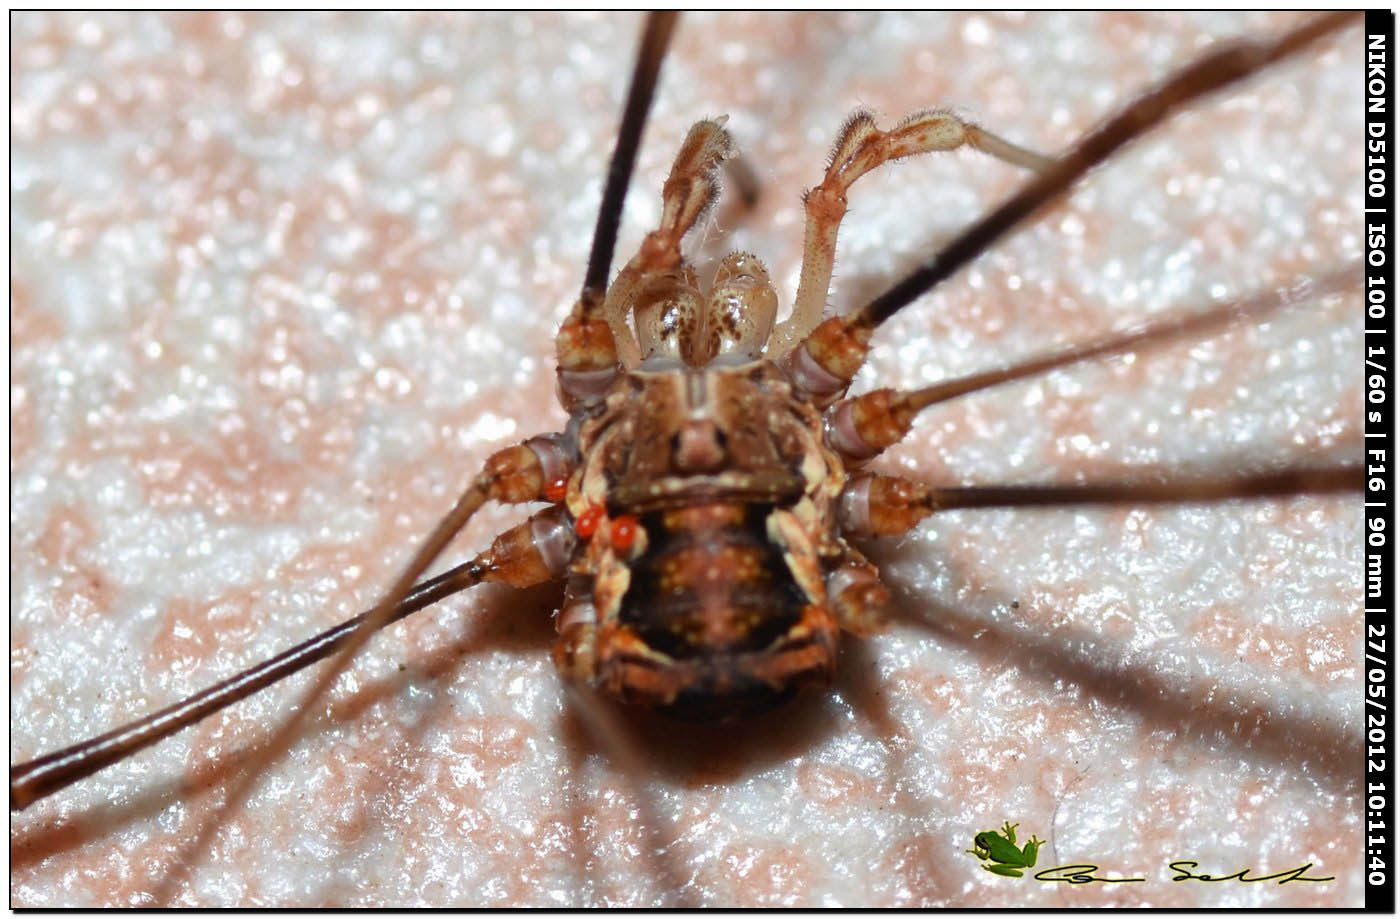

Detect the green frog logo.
xmin=966 ymin=821 xmax=1045 ymax=877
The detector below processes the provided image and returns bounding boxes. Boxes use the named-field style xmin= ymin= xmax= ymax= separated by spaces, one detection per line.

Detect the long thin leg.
xmin=838 ymin=466 xmax=1361 ymax=539
xmin=556 ymin=12 xmax=680 ymax=404
xmin=915 ymin=466 xmax=1362 ymax=512
xmin=823 ymin=264 xmax=1356 ymax=463
xmin=580 ymin=12 xmax=680 ymax=309
xmin=775 ymin=12 xmax=1359 ymax=410
xmin=143 ymin=427 xmax=576 ymax=900
xmin=900 ymin=264 xmax=1357 ymax=411
xmin=149 ymin=474 xmax=491 ymax=902
xmin=770 ymin=110 xmax=1050 ymax=357
xmin=10 ymin=433 xmax=574 ymax=810
xmin=848 ymin=12 xmax=1357 ymax=333
xmin=144 ymin=16 xmax=682 ymax=903
xmin=10 ymin=561 xmax=487 ymax=811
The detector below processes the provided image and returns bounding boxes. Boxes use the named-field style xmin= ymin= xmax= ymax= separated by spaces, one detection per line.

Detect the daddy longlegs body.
xmin=11 ymin=12 xmax=1363 ymax=907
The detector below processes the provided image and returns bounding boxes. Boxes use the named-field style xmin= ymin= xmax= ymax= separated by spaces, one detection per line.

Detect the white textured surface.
xmin=11 ymin=12 xmax=1362 ymax=907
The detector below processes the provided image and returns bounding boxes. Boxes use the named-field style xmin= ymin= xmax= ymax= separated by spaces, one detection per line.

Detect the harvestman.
xmin=11 ymin=12 xmax=1364 ymax=906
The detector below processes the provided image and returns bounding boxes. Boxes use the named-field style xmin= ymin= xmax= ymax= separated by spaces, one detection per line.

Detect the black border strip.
xmin=1365 ymin=8 xmax=1395 ymax=914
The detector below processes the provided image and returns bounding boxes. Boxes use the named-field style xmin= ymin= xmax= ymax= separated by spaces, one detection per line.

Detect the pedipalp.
xmin=772 ymin=108 xmax=1051 ymax=357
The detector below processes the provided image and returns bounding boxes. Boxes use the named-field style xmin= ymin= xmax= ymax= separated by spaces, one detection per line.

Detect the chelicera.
xmin=11 ymin=12 xmax=1363 ymax=906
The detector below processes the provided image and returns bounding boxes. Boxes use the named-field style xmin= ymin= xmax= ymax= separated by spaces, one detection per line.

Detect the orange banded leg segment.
xmin=600 ymin=118 xmax=736 ymax=367
xmin=553 ymin=575 xmax=599 ymax=683
xmin=476 ymin=433 xmax=581 ymax=587
xmin=776 ymin=313 xmax=874 ymax=408
xmin=479 ymin=504 xmax=577 ymax=589
xmin=769 ymin=109 xmax=1050 ymax=359
xmin=838 ymin=473 xmax=935 ymax=539
xmin=825 ymin=545 xmax=894 ymax=637
xmin=555 ymin=309 xmax=623 ymax=412
xmin=483 ymin=432 xmax=576 ymax=504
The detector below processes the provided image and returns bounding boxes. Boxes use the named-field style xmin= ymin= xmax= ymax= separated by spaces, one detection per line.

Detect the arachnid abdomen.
xmin=610 ymin=503 xmax=835 ymax=719
xmin=560 ymin=360 xmax=849 ymax=721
